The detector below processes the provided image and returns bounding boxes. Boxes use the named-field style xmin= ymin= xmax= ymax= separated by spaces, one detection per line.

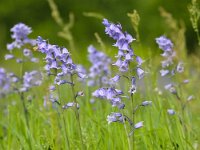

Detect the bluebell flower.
xmin=7 ymin=23 xmax=36 ymax=51
xmin=103 ymin=19 xmax=137 ymax=73
xmin=141 ymin=101 xmax=152 ymax=106
xmin=167 ymin=109 xmax=175 ymax=115
xmin=5 ymin=54 xmax=14 ymax=60
xmin=87 ymin=45 xmax=111 ymax=86
xmin=113 ymin=32 xmax=134 ymax=50
xmin=22 ymin=70 xmax=42 ymax=91
xmin=110 ymin=75 xmax=121 ymax=83
xmin=176 ymin=62 xmax=184 ymax=73
xmin=164 ymin=83 xmax=177 ymax=94
xmin=134 ymin=121 xmax=144 ymax=129
xmin=136 ymin=67 xmax=145 ymax=79
xmin=160 ymin=69 xmax=169 ymax=77
xmin=129 ymin=77 xmax=137 ymax=95
xmin=92 ymin=88 xmax=107 ymax=99
xmin=93 ymin=87 xmax=124 ymax=108
xmin=37 ymin=36 xmax=86 ymax=85
xmin=49 ymin=85 xmax=56 ymax=91
xmin=62 ymin=102 xmax=79 ymax=109
xmin=155 ymin=36 xmax=173 ymax=51
xmin=136 ymin=56 xmax=143 ymax=66
xmin=107 ymin=112 xmax=124 ymax=124
xmin=23 ymin=49 xmax=32 ymax=57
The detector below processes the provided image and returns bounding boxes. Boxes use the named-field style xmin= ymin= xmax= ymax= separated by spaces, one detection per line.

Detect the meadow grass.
xmin=0 ymin=56 xmax=199 ymax=150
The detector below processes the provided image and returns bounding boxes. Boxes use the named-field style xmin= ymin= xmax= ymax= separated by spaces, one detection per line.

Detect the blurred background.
xmin=0 ymin=0 xmax=199 ymax=66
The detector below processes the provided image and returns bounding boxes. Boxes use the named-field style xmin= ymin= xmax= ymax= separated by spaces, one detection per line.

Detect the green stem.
xmin=70 ymin=74 xmax=85 ymax=150
xmin=130 ymin=94 xmax=135 ymax=150
xmin=19 ymin=55 xmax=32 ymax=150
xmin=56 ymin=77 xmax=70 ymax=150
xmin=121 ymin=111 xmax=131 ymax=150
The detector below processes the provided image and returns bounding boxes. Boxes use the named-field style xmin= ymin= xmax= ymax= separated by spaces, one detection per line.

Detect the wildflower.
xmin=164 ymin=83 xmax=177 ymax=94
xmin=187 ymin=95 xmax=194 ymax=101
xmin=155 ymin=36 xmax=173 ymax=51
xmin=167 ymin=109 xmax=175 ymax=115
xmin=160 ymin=69 xmax=169 ymax=76
xmin=103 ymin=19 xmax=137 ymax=73
xmin=5 ymin=54 xmax=14 ymax=60
xmin=134 ymin=121 xmax=144 ymax=129
xmin=22 ymin=71 xmax=42 ymax=91
xmin=136 ymin=56 xmax=143 ymax=66
xmin=49 ymin=85 xmax=56 ymax=91
xmin=37 ymin=36 xmax=86 ymax=85
xmin=62 ymin=102 xmax=79 ymax=109
xmin=23 ymin=49 xmax=32 ymax=57
xmin=93 ymin=87 xmax=124 ymax=108
xmin=49 ymin=94 xmax=59 ymax=103
xmin=176 ymin=62 xmax=184 ymax=73
xmin=87 ymin=45 xmax=111 ymax=86
xmin=141 ymin=101 xmax=152 ymax=106
xmin=92 ymin=88 xmax=107 ymax=99
xmin=183 ymin=79 xmax=189 ymax=84
xmin=137 ymin=67 xmax=145 ymax=79
xmin=129 ymin=85 xmax=137 ymax=95
xmin=110 ymin=75 xmax=121 ymax=83
xmin=7 ymin=23 xmax=36 ymax=51
xmin=76 ymin=91 xmax=84 ymax=97
xmin=156 ymin=36 xmax=176 ymax=70
xmin=107 ymin=112 xmax=124 ymax=124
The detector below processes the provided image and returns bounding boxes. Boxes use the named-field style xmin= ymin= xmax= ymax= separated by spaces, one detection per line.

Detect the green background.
xmin=0 ymin=0 xmax=198 ymax=56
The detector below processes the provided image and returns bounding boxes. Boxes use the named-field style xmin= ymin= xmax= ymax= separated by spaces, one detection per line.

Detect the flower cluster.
xmin=155 ymin=36 xmax=186 ymax=92
xmin=156 ymin=36 xmax=176 ymax=76
xmin=103 ymin=19 xmax=143 ymax=75
xmin=87 ymin=45 xmax=111 ymax=86
xmin=91 ymin=19 xmax=148 ymax=132
xmin=92 ymin=87 xmax=124 ymax=109
xmin=7 ymin=23 xmax=36 ymax=51
xmin=5 ymin=23 xmax=39 ymax=63
xmin=37 ymin=36 xmax=86 ymax=85
xmin=156 ymin=35 xmax=194 ymax=114
xmin=37 ymin=36 xmax=86 ymax=110
xmin=3 ymin=23 xmax=41 ymax=96
xmin=0 ymin=68 xmax=11 ymax=97
xmin=20 ymin=71 xmax=42 ymax=92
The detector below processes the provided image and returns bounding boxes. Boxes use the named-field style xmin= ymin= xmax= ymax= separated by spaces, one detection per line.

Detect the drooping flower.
xmin=155 ymin=36 xmax=173 ymax=51
xmin=160 ymin=69 xmax=169 ymax=77
xmin=176 ymin=62 xmax=184 ymax=73
xmin=5 ymin=54 xmax=14 ymax=60
xmin=167 ymin=109 xmax=176 ymax=115
xmin=107 ymin=112 xmax=124 ymax=124
xmin=141 ymin=101 xmax=152 ymax=106
xmin=62 ymin=102 xmax=79 ymax=109
xmin=134 ymin=121 xmax=144 ymax=129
